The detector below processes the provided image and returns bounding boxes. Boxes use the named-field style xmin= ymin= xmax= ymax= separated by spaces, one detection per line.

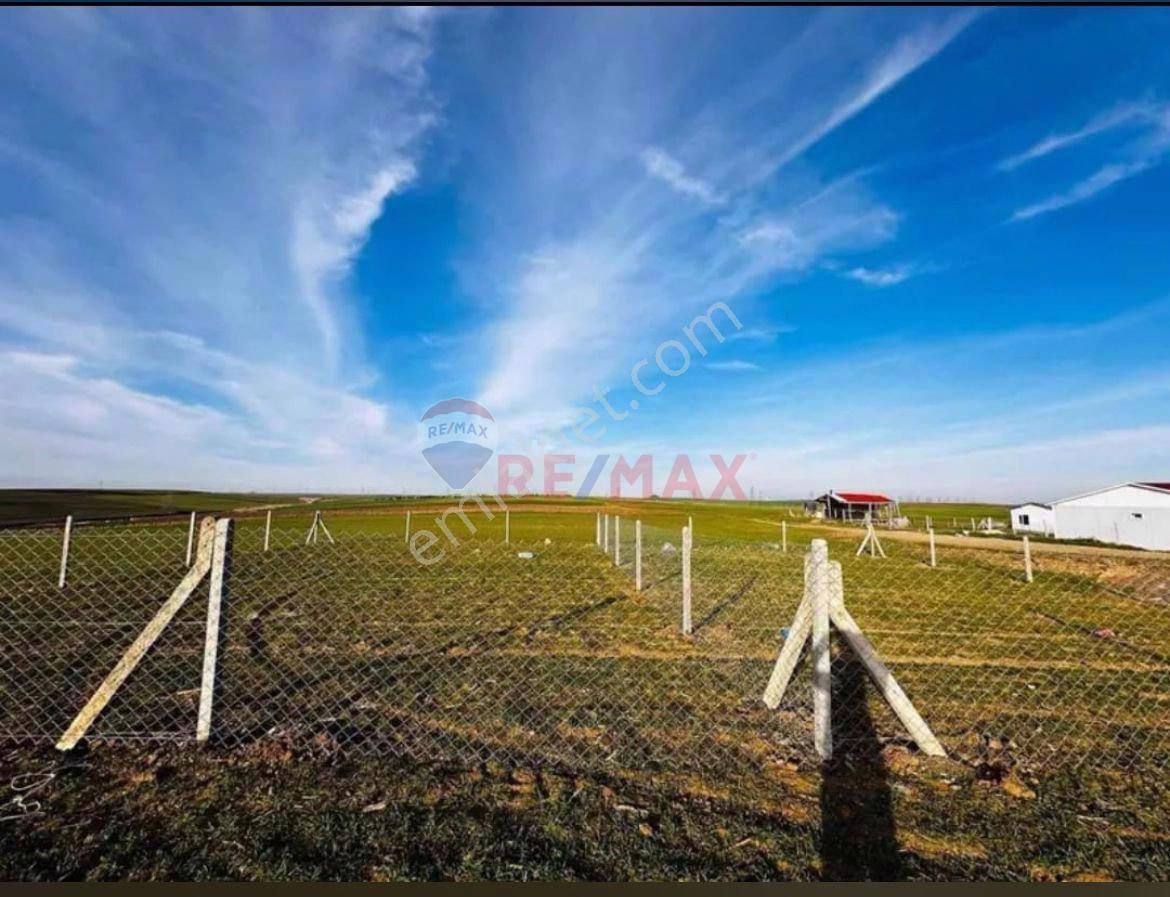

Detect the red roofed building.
xmin=814 ymin=490 xmax=898 ymax=522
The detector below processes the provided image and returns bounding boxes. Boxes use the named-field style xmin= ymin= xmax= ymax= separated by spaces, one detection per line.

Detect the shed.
xmin=1050 ymin=482 xmax=1170 ymax=550
xmin=815 ymin=490 xmax=897 ymax=522
xmin=1010 ymin=502 xmax=1054 ymax=536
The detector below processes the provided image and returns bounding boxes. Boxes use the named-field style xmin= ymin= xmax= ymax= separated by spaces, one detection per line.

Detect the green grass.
xmin=898 ymin=502 xmax=1012 ymax=533
xmin=1 ymin=493 xmax=1168 ymax=879
xmin=0 ymin=489 xmax=297 ymax=525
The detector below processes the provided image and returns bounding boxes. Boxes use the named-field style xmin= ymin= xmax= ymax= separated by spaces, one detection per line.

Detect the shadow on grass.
xmin=693 ymin=575 xmax=757 ymax=633
xmin=819 ymin=645 xmax=901 ymax=881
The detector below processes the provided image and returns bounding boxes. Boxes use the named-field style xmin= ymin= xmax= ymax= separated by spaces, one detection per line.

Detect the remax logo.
xmin=419 ymin=398 xmax=497 ymax=489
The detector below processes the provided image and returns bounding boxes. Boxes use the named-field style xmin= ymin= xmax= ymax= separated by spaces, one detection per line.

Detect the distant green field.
xmin=2 ymin=490 xmax=1012 ymax=542
xmin=0 ymin=489 xmax=295 ymax=525
xmin=899 ymin=502 xmax=1011 ymax=532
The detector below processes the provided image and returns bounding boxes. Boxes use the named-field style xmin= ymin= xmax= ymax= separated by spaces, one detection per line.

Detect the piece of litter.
xmin=517 ymin=551 xmax=535 ymax=560
xmin=661 ymin=543 xmax=676 ymax=553
xmin=613 ymin=803 xmax=648 ymax=817
xmin=362 ymin=801 xmax=387 ymax=813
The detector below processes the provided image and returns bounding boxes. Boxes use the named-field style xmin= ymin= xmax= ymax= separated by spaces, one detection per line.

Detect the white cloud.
xmin=1010 ymin=159 xmax=1153 ymax=222
xmin=0 ymin=9 xmax=441 ymax=490
xmin=1006 ymin=98 xmax=1170 ymax=222
xmin=465 ymin=12 xmax=962 ymax=443
xmin=997 ymin=100 xmax=1163 ymax=171
xmin=292 ymin=160 xmax=421 ymax=363
xmin=737 ymin=201 xmax=899 ymax=274
xmin=695 ymin=300 xmax=1170 ymax=502
xmin=726 ymin=325 xmax=795 ymax=343
xmin=640 ymin=147 xmax=725 ymax=205
xmin=706 ymin=360 xmax=760 ymax=372
xmin=843 ymin=264 xmax=913 ymax=287
xmin=766 ymin=11 xmax=978 ymax=174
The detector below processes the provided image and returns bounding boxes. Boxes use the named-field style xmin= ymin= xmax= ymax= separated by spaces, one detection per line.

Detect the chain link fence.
xmin=2 ymin=513 xmax=1168 ymax=782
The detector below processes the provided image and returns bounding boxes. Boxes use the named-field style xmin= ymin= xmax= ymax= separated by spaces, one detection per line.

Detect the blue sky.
xmin=1 ymin=7 xmax=1169 ymax=501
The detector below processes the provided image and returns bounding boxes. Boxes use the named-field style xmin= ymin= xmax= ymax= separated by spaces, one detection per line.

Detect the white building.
xmin=1047 ymin=482 xmax=1170 ymax=551
xmin=1010 ymin=502 xmax=1054 ymax=536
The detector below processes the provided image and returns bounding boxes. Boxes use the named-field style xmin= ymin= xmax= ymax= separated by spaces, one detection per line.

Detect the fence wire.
xmin=2 ymin=515 xmax=1168 ymax=779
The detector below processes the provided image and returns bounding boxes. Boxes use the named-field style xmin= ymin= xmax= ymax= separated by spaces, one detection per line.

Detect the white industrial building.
xmin=1013 ymin=482 xmax=1170 ymax=550
xmin=1010 ymin=502 xmax=1054 ymax=536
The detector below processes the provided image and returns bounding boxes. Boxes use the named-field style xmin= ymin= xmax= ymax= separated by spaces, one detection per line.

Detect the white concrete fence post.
xmin=763 ymin=537 xmax=945 ymax=761
xmin=929 ymin=527 xmax=937 ymax=568
xmin=185 ymin=511 xmax=197 ymax=567
xmin=614 ymin=516 xmax=620 ymax=566
xmin=505 ymin=509 xmax=510 ymax=544
xmin=603 ymin=514 xmax=609 ymax=552
xmin=263 ymin=510 xmax=272 ymax=552
xmin=596 ymin=512 xmax=601 ymax=547
xmin=1023 ymin=535 xmax=1033 ymax=583
xmin=781 ymin=520 xmax=788 ymax=553
xmin=58 ymin=515 xmax=73 ymax=590
xmin=809 ymin=539 xmax=832 ymax=760
xmin=635 ymin=520 xmax=642 ymax=591
xmin=405 ymin=510 xmax=412 ymax=544
xmin=58 ymin=518 xmax=217 ymax=751
xmin=681 ymin=525 xmax=693 ymax=635
xmin=197 ymin=518 xmax=233 ymax=743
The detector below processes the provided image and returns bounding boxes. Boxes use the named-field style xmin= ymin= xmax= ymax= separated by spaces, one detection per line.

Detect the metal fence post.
xmin=810 ymin=538 xmax=832 ymax=760
xmin=57 ymin=515 xmax=72 ymax=590
xmin=682 ymin=525 xmax=692 ymax=635
xmin=197 ymin=518 xmax=233 ymax=743
xmin=185 ymin=511 xmax=196 ymax=567
xmin=635 ymin=520 xmax=642 ymax=591
xmin=1024 ymin=535 xmax=1033 ymax=583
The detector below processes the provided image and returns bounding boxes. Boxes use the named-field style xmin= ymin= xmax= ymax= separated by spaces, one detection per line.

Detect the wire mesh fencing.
xmin=1 ymin=513 xmax=1168 ymax=786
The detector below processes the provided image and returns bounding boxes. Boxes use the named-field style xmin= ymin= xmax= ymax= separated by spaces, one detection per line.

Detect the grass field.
xmin=1 ymin=492 xmax=1168 ymax=879
xmin=0 ymin=489 xmax=299 ymax=525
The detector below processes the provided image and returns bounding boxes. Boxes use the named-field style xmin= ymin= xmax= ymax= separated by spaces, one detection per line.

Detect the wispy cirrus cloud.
xmin=1006 ymin=98 xmax=1170 ymax=222
xmin=706 ymin=359 xmax=761 ymax=372
xmin=997 ymin=100 xmax=1161 ymax=171
xmin=469 ymin=9 xmax=965 ymax=437
xmin=726 ymin=325 xmax=795 ymax=343
xmin=641 ymin=147 xmax=725 ymax=205
xmin=842 ymin=264 xmax=914 ymax=287
xmin=1010 ymin=159 xmax=1155 ymax=222
xmin=0 ymin=8 xmax=442 ymax=490
xmin=764 ymin=10 xmax=979 ymax=176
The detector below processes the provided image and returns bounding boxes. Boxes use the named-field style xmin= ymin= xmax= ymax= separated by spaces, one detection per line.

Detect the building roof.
xmin=1012 ymin=502 xmax=1052 ymax=510
xmin=1053 ymin=481 xmax=1170 ymax=504
xmin=818 ymin=490 xmax=893 ymax=505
